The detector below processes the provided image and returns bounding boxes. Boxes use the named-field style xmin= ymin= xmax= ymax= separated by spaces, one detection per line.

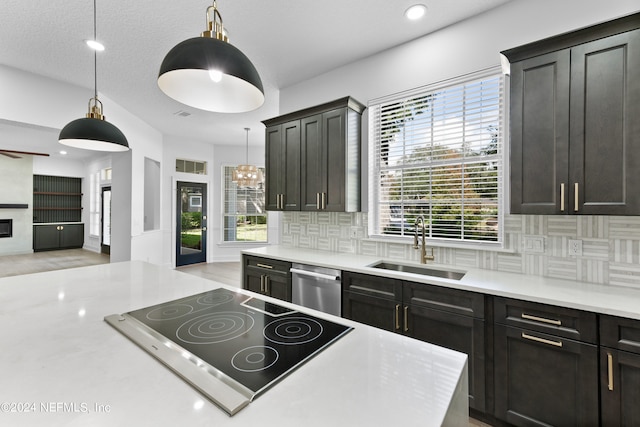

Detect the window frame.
xmin=368 ymin=66 xmax=506 ymax=249
xmin=220 ymin=164 xmax=268 ymax=244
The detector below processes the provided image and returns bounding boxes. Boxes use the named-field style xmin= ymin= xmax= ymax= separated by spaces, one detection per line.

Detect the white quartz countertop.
xmin=243 ymin=246 xmax=640 ymax=320
xmin=0 ymin=261 xmax=468 ymax=426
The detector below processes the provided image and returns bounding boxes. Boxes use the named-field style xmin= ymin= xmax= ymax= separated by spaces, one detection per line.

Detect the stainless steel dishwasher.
xmin=290 ymin=263 xmax=342 ymax=316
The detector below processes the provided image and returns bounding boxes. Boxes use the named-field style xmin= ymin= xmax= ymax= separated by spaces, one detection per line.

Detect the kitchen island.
xmin=0 ymin=261 xmax=468 ymax=426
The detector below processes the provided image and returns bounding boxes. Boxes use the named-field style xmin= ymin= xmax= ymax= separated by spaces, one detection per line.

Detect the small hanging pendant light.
xmin=158 ymin=1 xmax=264 ymax=113
xmin=232 ymin=128 xmax=263 ymax=188
xmin=59 ymin=0 xmax=129 ymax=152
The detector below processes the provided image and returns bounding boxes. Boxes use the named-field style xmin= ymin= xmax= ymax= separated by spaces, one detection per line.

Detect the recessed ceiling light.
xmin=85 ymin=39 xmax=105 ymax=51
xmin=59 ymin=150 xmax=67 ymax=155
xmin=405 ymin=4 xmax=427 ymax=21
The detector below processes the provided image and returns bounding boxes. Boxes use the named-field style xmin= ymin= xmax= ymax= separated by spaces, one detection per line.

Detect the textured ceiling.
xmin=0 ymin=0 xmax=512 ymax=155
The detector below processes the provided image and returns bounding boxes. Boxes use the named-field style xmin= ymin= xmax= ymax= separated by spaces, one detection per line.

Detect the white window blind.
xmin=369 ymin=67 xmax=504 ymax=245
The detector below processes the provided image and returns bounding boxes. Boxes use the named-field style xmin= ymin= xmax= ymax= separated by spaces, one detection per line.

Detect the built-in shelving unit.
xmin=33 ymin=175 xmax=82 ymax=223
xmin=32 ymin=175 xmax=84 ymax=251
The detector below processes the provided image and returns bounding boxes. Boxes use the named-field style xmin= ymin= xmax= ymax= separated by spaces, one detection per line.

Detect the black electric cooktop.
xmin=105 ymin=288 xmax=352 ymax=415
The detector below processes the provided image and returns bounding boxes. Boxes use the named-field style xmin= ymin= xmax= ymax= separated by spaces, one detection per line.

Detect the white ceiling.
xmin=0 ymin=0 xmax=512 ymax=157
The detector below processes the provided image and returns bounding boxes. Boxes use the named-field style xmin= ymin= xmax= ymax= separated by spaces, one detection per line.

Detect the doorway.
xmin=101 ymin=186 xmax=111 ymax=255
xmin=176 ymin=181 xmax=207 ymax=266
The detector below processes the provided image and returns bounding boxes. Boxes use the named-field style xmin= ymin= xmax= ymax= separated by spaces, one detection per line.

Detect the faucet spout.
xmin=414 ymin=215 xmax=434 ymax=264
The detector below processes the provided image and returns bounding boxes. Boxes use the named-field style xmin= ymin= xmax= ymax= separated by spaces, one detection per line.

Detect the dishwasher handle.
xmin=290 ymin=268 xmax=340 ymax=281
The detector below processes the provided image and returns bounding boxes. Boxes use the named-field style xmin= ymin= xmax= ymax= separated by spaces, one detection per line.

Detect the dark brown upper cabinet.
xmin=504 ymin=13 xmax=640 ymax=215
xmin=263 ymin=97 xmax=365 ymax=212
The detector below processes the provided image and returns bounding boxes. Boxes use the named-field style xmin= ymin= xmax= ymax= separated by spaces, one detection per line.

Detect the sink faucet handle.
xmin=426 ymin=247 xmax=435 ymax=261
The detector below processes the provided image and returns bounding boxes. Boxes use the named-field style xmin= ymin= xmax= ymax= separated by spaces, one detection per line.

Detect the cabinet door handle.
xmin=521 ymin=332 xmax=563 ymax=348
xmin=322 ymin=192 xmax=326 ymax=210
xmin=265 ymin=276 xmax=270 ymax=295
xmin=280 ymin=194 xmax=285 ymax=210
xmin=404 ymin=306 xmax=409 ymax=332
xmin=260 ymin=275 xmax=264 ymax=292
xmin=257 ymin=263 xmax=273 ymax=269
xmin=560 ymin=183 xmax=565 ymax=212
xmin=607 ymin=352 xmax=614 ymax=391
xmin=521 ymin=313 xmax=562 ymax=326
xmin=316 ymin=193 xmax=321 ymax=210
xmin=395 ymin=304 xmax=400 ymax=330
xmin=574 ymin=183 xmax=579 ymax=212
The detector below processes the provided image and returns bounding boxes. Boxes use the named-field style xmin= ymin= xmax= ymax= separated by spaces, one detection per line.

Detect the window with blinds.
xmin=369 ymin=67 xmax=504 ymax=245
xmin=222 ymin=166 xmax=267 ymax=243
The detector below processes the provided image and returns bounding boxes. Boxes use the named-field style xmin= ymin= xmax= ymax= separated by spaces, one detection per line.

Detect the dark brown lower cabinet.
xmin=342 ymin=271 xmax=486 ymax=412
xmin=242 ymin=255 xmax=292 ymax=302
xmin=600 ymin=348 xmax=640 ymax=426
xmin=600 ymin=314 xmax=640 ymax=426
xmin=33 ymin=223 xmax=84 ymax=251
xmin=494 ymin=324 xmax=598 ymax=426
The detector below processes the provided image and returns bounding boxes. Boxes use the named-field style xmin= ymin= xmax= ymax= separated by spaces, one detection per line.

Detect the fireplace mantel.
xmin=0 ymin=204 xmax=28 ymax=209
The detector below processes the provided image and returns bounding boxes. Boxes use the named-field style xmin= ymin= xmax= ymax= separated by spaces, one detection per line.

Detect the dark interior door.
xmin=176 ymin=181 xmax=207 ymax=266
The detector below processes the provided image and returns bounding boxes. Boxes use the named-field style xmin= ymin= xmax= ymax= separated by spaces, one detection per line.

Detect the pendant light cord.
xmin=93 ymin=0 xmax=98 ymax=100
xmin=245 ymin=128 xmax=250 ymax=164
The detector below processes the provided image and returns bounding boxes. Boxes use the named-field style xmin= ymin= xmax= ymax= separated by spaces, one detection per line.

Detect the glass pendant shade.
xmin=233 ymin=128 xmax=263 ymax=188
xmin=232 ymin=165 xmax=264 ymax=188
xmin=157 ymin=1 xmax=264 ymax=113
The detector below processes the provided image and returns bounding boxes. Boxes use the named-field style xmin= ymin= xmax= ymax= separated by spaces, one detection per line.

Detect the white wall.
xmin=0 ymin=156 xmax=33 ymax=255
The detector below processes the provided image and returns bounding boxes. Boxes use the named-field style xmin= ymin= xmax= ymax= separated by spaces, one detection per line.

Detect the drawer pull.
xmin=607 ymin=352 xmax=614 ymax=391
xmin=574 ymin=183 xmax=579 ymax=212
xmin=256 ymin=263 xmax=273 ymax=269
xmin=560 ymin=183 xmax=565 ymax=212
xmin=395 ymin=304 xmax=400 ymax=330
xmin=403 ymin=306 xmax=409 ymax=332
xmin=521 ymin=332 xmax=563 ymax=348
xmin=521 ymin=313 xmax=561 ymax=326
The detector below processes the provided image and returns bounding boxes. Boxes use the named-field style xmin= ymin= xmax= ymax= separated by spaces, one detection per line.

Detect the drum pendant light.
xmin=158 ymin=1 xmax=264 ymax=113
xmin=58 ymin=0 xmax=129 ymax=152
xmin=233 ymin=128 xmax=263 ymax=188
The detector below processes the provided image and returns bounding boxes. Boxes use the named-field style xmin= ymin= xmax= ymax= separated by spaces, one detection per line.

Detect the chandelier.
xmin=232 ymin=128 xmax=263 ymax=188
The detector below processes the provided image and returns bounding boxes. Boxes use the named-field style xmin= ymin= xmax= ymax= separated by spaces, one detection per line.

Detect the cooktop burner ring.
xmin=196 ymin=293 xmax=234 ymax=306
xmin=176 ymin=311 xmax=255 ymax=345
xmin=231 ymin=345 xmax=279 ymax=373
xmin=263 ymin=316 xmax=324 ymax=345
xmin=145 ymin=303 xmax=194 ymax=321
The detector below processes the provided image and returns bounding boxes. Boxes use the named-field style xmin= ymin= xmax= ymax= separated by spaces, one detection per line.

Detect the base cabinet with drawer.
xmin=242 ymin=255 xmax=292 ymax=302
xmin=600 ymin=315 xmax=640 ymax=426
xmin=493 ymin=297 xmax=599 ymax=427
xmin=342 ymin=271 xmax=486 ymax=412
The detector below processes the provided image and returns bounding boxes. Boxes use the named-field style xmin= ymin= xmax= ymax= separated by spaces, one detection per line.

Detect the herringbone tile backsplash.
xmin=280 ymin=212 xmax=640 ymax=289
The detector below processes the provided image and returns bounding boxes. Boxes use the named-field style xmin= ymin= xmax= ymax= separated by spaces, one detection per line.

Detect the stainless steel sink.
xmin=370 ymin=262 xmax=466 ymax=280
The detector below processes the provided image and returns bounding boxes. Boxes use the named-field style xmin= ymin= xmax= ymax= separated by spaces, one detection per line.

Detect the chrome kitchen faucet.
xmin=413 ymin=215 xmax=435 ymax=264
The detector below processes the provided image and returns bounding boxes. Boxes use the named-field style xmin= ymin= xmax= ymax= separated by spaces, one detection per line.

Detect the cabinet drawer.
xmin=244 ymin=256 xmax=291 ymax=275
xmin=494 ymin=297 xmax=597 ymax=344
xmin=601 ymin=315 xmax=640 ymax=354
xmin=404 ymin=281 xmax=485 ymax=319
xmin=342 ymin=272 xmax=401 ymax=301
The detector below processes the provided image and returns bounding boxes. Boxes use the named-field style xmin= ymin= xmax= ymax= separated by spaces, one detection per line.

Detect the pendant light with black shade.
xmin=58 ymin=0 xmax=129 ymax=152
xmin=232 ymin=128 xmax=263 ymax=188
xmin=158 ymin=1 xmax=264 ymax=113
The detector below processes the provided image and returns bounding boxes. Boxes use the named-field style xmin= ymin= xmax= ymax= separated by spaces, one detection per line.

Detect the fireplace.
xmin=0 ymin=219 xmax=12 ymax=238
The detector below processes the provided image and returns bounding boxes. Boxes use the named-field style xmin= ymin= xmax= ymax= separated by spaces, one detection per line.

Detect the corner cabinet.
xmin=504 ymin=14 xmax=640 ymax=215
xmin=342 ymin=271 xmax=486 ymax=412
xmin=263 ymin=96 xmax=365 ymax=212
xmin=242 ymin=255 xmax=292 ymax=302
xmin=600 ymin=315 xmax=640 ymax=426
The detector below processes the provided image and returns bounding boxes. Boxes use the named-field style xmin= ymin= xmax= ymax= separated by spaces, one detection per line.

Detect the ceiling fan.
xmin=0 ymin=149 xmax=50 ymax=159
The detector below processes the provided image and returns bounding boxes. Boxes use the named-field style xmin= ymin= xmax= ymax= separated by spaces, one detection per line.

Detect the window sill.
xmin=364 ymin=234 xmax=515 ymax=253
xmin=217 ymin=242 xmax=270 ymax=248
